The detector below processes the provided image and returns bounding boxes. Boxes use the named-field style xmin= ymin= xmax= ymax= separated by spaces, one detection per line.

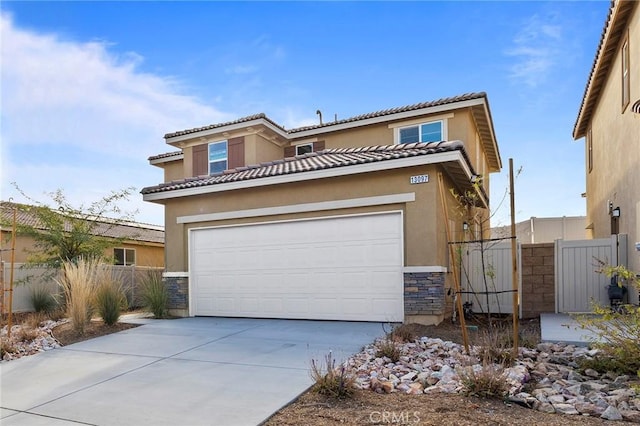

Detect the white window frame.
xmin=295 ymin=143 xmax=313 ymax=156
xmin=393 ymin=119 xmax=448 ymax=145
xmin=114 ymin=248 xmax=136 ymax=266
xmin=621 ymin=35 xmax=630 ymax=111
xmin=208 ymin=140 xmax=228 ymax=175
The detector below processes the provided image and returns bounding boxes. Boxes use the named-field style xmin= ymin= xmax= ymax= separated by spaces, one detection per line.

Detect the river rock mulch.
xmin=345 ymin=337 xmax=640 ymax=422
xmin=1 ymin=319 xmax=63 ymax=361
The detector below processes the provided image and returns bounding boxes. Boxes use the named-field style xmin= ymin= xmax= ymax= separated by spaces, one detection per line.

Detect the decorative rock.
xmin=553 ymin=403 xmax=579 ymax=415
xmin=536 ymin=402 xmax=556 ymax=414
xmin=380 ymin=380 xmax=394 ymax=394
xmin=548 ymin=394 xmax=566 ymax=404
xmin=621 ymin=409 xmax=640 ymax=422
xmin=584 ymin=368 xmax=600 ymax=378
xmin=601 ymin=405 xmax=623 ymax=421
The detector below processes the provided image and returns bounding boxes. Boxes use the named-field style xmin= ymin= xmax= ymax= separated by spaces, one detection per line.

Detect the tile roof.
xmin=573 ymin=0 xmax=637 ymax=138
xmin=0 ymin=202 xmax=164 ymax=244
xmin=164 ymin=113 xmax=286 ymax=139
xmin=288 ymin=92 xmax=487 ymax=133
xmin=162 ymin=92 xmax=487 ymax=140
xmin=141 ymin=140 xmax=471 ymax=195
xmin=148 ymin=151 xmax=183 ymax=161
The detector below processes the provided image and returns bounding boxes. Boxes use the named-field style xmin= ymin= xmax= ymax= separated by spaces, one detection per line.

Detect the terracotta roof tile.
xmin=161 ymin=92 xmax=487 ymax=140
xmin=148 ymin=151 xmax=183 ymax=161
xmin=141 ymin=140 xmax=469 ymax=195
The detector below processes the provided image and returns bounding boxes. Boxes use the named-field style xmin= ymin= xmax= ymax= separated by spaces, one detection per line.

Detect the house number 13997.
xmin=410 ymin=174 xmax=429 ymax=184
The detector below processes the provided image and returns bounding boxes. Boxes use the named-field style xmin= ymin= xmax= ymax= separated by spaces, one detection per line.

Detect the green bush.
xmin=94 ymin=279 xmax=127 ymax=326
xmin=139 ymin=270 xmax=169 ymax=318
xmin=310 ymin=352 xmax=355 ymax=399
xmin=29 ymin=286 xmax=58 ymax=313
xmin=574 ymin=264 xmax=640 ymax=378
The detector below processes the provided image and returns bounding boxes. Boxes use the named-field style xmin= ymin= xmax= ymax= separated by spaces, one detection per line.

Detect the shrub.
xmin=1 ymin=340 xmax=17 ymax=358
xmin=457 ymin=361 xmax=510 ymax=398
xmin=387 ymin=323 xmax=417 ymax=343
xmin=24 ymin=312 xmax=47 ymax=329
xmin=574 ymin=264 xmax=640 ymax=378
xmin=29 ymin=286 xmax=58 ymax=314
xmin=56 ymin=258 xmax=101 ymax=335
xmin=94 ymin=278 xmax=127 ymax=326
xmin=375 ymin=339 xmax=401 ymax=362
xmin=139 ymin=270 xmax=169 ymax=318
xmin=473 ymin=327 xmax=516 ymax=366
xmin=310 ymin=352 xmax=355 ymax=399
xmin=15 ymin=326 xmax=40 ymax=343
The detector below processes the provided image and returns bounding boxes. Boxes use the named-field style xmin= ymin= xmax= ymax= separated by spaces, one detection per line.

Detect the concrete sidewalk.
xmin=540 ymin=313 xmax=599 ymax=346
xmin=1 ymin=317 xmax=385 ymax=426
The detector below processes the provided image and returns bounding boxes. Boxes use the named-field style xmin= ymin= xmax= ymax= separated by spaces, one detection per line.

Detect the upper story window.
xmin=209 ymin=140 xmax=228 ymax=174
xmin=397 ymin=120 xmax=444 ymax=144
xmin=114 ymin=248 xmax=135 ymax=266
xmin=622 ymin=35 xmax=630 ymax=111
xmin=296 ymin=143 xmax=313 ymax=155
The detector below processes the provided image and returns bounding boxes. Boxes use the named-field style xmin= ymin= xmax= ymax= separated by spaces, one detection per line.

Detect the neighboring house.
xmin=142 ymin=92 xmax=502 ymax=324
xmin=573 ymin=0 xmax=640 ymax=303
xmin=0 ymin=202 xmax=165 ymax=267
xmin=491 ymin=216 xmax=587 ymax=244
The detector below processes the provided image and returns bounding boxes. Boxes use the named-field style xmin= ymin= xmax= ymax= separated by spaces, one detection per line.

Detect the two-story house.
xmin=573 ymin=0 xmax=640 ymax=304
xmin=142 ymin=92 xmax=501 ymax=324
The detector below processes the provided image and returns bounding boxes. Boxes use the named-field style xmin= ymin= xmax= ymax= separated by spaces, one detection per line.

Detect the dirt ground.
xmin=51 ymin=320 xmax=138 ymax=346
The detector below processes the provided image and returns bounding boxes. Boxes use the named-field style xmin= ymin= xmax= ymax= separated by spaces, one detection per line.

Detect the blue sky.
xmin=1 ymin=1 xmax=609 ymax=226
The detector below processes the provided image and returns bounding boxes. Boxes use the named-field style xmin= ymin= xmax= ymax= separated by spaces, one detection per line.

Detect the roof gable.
xmin=573 ymin=0 xmax=637 ymax=139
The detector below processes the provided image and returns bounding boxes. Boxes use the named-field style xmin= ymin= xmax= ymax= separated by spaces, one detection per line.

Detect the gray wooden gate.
xmin=555 ymin=234 xmax=628 ymax=313
xmin=461 ymin=241 xmax=522 ymax=317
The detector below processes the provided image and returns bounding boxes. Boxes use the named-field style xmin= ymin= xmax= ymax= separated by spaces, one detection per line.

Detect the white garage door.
xmin=189 ymin=212 xmax=404 ymax=321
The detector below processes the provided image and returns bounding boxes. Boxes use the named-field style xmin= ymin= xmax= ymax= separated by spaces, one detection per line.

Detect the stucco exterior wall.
xmin=162 ymin=164 xmax=464 ymax=274
xmin=163 ymin=160 xmax=183 ymax=182
xmin=586 ymin=4 xmax=640 ymax=288
xmin=0 ymin=231 xmax=164 ymax=267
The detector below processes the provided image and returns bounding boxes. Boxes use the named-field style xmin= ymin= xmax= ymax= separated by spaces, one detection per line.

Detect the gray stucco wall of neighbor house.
xmin=403 ymin=272 xmax=445 ymax=315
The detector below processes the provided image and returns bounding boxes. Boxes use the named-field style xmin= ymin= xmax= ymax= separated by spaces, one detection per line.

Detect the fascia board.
xmin=143 ymin=150 xmax=468 ymax=202
xmin=289 ymin=98 xmax=485 ymax=139
xmin=149 ymin=154 xmax=184 ymax=165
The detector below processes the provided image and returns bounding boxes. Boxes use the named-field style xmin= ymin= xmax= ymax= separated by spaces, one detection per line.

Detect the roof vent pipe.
xmin=334 ymin=113 xmax=337 ymax=122
xmin=316 ymin=109 xmax=323 ymax=125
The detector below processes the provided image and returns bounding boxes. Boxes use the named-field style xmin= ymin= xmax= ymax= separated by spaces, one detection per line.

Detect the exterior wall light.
xmin=463 ymin=222 xmax=469 ymax=231
xmin=612 ymin=207 xmax=621 ymax=218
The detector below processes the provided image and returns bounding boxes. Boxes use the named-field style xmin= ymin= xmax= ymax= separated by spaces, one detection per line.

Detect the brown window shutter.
xmin=313 ymin=140 xmax=325 ymax=151
xmin=192 ymin=144 xmax=208 ymax=176
xmin=284 ymin=146 xmax=296 ymax=157
xmin=228 ymin=137 xmax=245 ymax=169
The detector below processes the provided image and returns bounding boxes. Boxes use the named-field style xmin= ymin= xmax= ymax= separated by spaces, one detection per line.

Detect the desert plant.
xmin=56 ymin=257 xmax=101 ymax=335
xmin=1 ymin=340 xmax=17 ymax=358
xmin=375 ymin=338 xmax=401 ymax=362
xmin=29 ymin=285 xmax=58 ymax=314
xmin=386 ymin=323 xmax=417 ymax=343
xmin=139 ymin=270 xmax=169 ymax=318
xmin=15 ymin=326 xmax=40 ymax=343
xmin=310 ymin=352 xmax=355 ymax=399
xmin=24 ymin=312 xmax=47 ymax=329
xmin=94 ymin=277 xmax=127 ymax=326
xmin=574 ymin=264 xmax=640 ymax=378
xmin=472 ymin=327 xmax=516 ymax=366
xmin=457 ymin=361 xmax=510 ymax=398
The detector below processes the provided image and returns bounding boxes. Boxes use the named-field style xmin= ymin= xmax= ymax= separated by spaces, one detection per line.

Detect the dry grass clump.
xmin=93 ymin=267 xmax=127 ymax=326
xmin=457 ymin=360 xmax=510 ymax=398
xmin=310 ymin=352 xmax=356 ymax=399
xmin=375 ymin=339 xmax=401 ymax=362
xmin=56 ymin=258 xmax=100 ymax=335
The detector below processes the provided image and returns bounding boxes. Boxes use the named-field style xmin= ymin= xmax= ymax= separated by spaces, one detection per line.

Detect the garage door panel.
xmin=190 ymin=213 xmax=403 ymax=321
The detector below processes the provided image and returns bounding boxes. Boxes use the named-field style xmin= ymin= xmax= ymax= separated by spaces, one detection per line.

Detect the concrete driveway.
xmin=1 ymin=317 xmax=385 ymax=426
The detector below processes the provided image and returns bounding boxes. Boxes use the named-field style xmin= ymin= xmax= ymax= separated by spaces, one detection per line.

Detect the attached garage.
xmin=189 ymin=212 xmax=404 ymax=321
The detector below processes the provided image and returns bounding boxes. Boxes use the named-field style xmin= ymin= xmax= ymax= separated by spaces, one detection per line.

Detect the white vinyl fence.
xmin=460 ymin=241 xmax=522 ymax=317
xmin=555 ymin=234 xmax=628 ymax=313
xmin=1 ymin=262 xmax=163 ymax=313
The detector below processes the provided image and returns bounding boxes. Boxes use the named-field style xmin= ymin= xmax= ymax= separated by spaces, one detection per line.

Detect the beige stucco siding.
xmin=163 ymin=160 xmax=183 ymax=182
xmin=162 ymin=165 xmax=463 ymax=273
xmin=586 ymin=4 xmax=640 ymax=277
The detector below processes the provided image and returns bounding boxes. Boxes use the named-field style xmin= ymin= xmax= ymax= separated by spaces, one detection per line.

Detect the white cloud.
xmin=0 ymin=13 xmax=234 ymax=225
xmin=505 ymin=13 xmax=563 ymax=88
